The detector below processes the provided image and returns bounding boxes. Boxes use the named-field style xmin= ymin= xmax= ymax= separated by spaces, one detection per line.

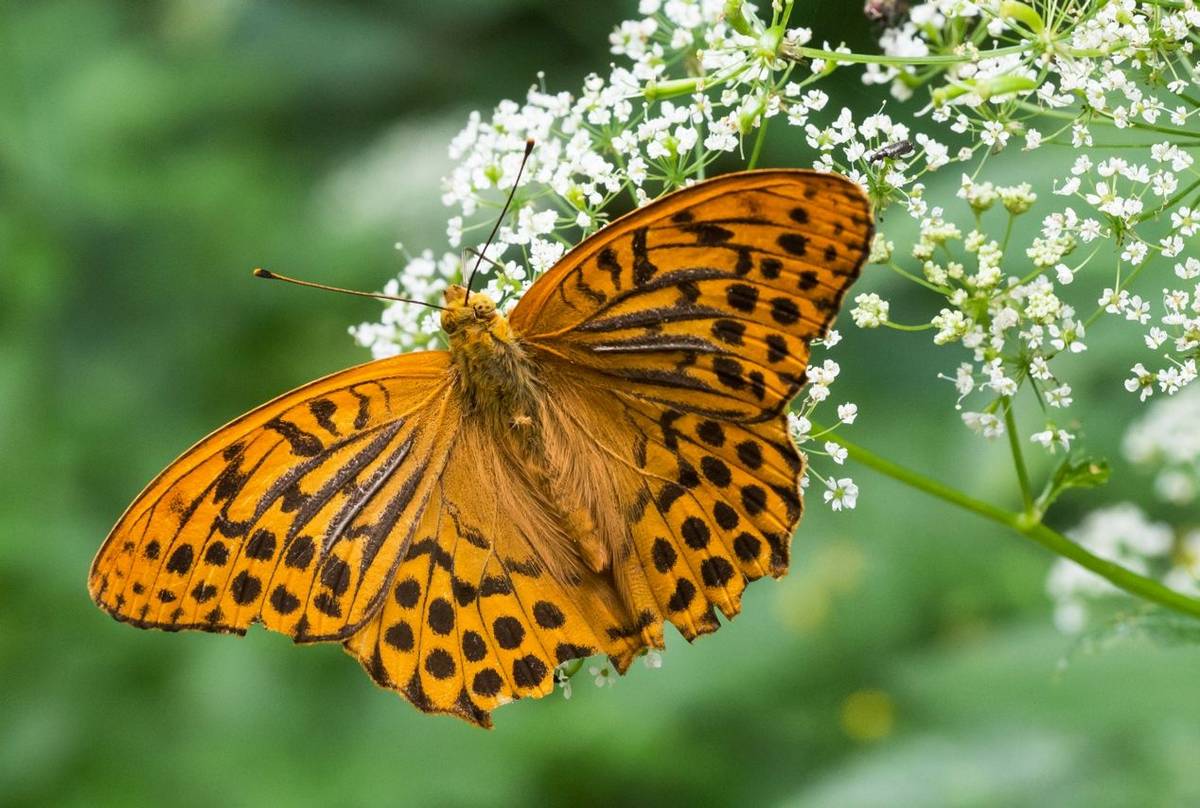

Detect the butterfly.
xmin=89 ymin=167 xmax=873 ymax=727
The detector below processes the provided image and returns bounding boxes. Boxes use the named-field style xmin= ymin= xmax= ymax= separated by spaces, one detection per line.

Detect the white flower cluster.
xmin=353 ymin=0 xmax=816 ymax=354
xmin=836 ymin=0 xmax=1200 ymax=461
xmin=786 ymin=334 xmax=862 ymax=512
xmin=348 ymin=0 xmax=1198 ymax=529
xmin=859 ymin=0 xmax=1200 ymax=403
xmin=853 ymin=175 xmax=1087 ymax=454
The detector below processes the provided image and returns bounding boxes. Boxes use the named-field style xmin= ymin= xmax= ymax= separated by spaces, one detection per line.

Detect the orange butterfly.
xmin=89 ymin=168 xmax=873 ymax=727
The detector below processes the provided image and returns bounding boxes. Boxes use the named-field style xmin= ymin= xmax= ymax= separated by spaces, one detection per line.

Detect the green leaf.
xmin=1038 ymin=456 xmax=1110 ymax=513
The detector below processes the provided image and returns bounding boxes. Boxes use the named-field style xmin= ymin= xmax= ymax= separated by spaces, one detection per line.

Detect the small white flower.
xmin=788 ymin=412 xmax=812 ymax=443
xmin=823 ymin=477 xmax=859 ymax=511
xmin=825 ymin=441 xmax=848 ymax=465
xmin=1177 ymin=258 xmax=1200 ymax=280
xmin=589 ymin=664 xmax=615 ymax=688
xmin=1031 ymin=427 xmax=1073 ymax=453
xmin=1125 ymin=363 xmax=1155 ymax=401
xmin=962 ymin=411 xmax=1004 ymax=438
xmin=556 ymin=671 xmax=573 ymax=700
xmin=837 ymin=403 xmax=858 ymax=424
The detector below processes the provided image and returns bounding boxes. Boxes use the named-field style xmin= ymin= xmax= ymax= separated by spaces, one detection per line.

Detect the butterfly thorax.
xmin=442 ymin=285 xmax=617 ymax=576
xmin=441 ymin=285 xmax=540 ymax=430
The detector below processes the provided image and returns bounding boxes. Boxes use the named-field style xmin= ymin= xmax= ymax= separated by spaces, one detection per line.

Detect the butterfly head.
xmin=441 ymin=284 xmax=513 ymax=343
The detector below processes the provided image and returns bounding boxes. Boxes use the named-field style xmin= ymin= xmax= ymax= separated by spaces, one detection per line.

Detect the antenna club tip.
xmin=253 ymin=267 xmax=274 ymax=279
xmin=524 ymin=138 xmax=535 ymax=154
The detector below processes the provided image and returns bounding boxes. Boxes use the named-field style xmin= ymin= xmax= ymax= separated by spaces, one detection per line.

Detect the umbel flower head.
xmin=351 ymin=0 xmax=1200 ymax=522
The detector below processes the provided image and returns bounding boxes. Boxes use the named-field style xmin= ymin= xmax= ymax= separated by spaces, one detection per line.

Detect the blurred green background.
xmin=3 ymin=2 xmax=1199 ymax=806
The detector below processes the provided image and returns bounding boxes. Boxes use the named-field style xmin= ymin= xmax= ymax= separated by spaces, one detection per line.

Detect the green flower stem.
xmin=1001 ymin=396 xmax=1036 ymax=516
xmin=882 ymin=321 xmax=936 ymax=332
xmin=1014 ymin=100 xmax=1200 ymax=140
xmin=1137 ymin=175 xmax=1200 ymax=223
xmin=747 ymin=114 xmax=771 ymax=171
xmin=781 ymin=41 xmax=1034 ymax=66
xmin=818 ymin=429 xmax=1200 ymax=619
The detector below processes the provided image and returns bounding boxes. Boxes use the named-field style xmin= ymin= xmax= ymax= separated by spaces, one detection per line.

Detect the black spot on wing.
xmin=309 ymin=399 xmax=340 ymax=437
xmin=777 ymin=233 xmax=808 ymax=257
xmin=265 ymin=417 xmax=323 ymax=457
xmin=683 ymin=222 xmax=735 ymax=245
xmin=597 ymin=247 xmax=622 ymax=289
xmin=631 ymin=227 xmax=658 ymax=285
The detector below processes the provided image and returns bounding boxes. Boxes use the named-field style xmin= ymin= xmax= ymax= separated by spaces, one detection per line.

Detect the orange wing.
xmin=89 ymin=352 xmax=458 ymax=642
xmin=510 ymin=170 xmax=873 ymax=640
xmin=343 ymin=425 xmax=647 ymax=728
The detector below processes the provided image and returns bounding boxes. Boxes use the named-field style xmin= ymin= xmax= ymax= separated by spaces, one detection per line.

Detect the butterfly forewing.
xmin=511 ymin=170 xmax=872 ymax=642
xmin=89 ymin=353 xmax=456 ymax=641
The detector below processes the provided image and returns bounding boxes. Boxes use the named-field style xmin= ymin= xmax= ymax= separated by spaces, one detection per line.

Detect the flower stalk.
xmin=820 ymin=428 xmax=1200 ymax=620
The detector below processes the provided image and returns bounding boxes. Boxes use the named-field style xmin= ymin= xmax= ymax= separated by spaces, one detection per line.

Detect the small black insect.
xmin=867 ymin=139 xmax=915 ymax=164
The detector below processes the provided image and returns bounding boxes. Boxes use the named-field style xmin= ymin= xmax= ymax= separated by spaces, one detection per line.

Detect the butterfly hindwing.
xmin=512 ymin=170 xmax=872 ymax=641
xmin=89 ymin=352 xmax=456 ymax=641
xmin=343 ymin=435 xmax=646 ymax=727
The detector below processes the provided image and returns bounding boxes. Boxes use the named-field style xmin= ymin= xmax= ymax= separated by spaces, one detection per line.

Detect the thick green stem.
xmin=747 ymin=114 xmax=771 ymax=170
xmin=1002 ymin=396 xmax=1035 ymax=516
xmin=818 ymin=429 xmax=1200 ymax=620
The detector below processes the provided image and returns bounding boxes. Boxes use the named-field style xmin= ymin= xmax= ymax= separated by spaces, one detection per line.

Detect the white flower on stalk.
xmin=1031 ymin=427 xmax=1073 ymax=454
xmin=555 ymin=670 xmax=573 ymax=700
xmin=787 ymin=412 xmax=812 ymax=443
xmin=1176 ymin=258 xmax=1200 ymax=280
xmin=854 ymin=292 xmax=892 ymax=326
xmin=1046 ymin=384 xmax=1074 ymax=409
xmin=823 ymin=477 xmax=859 ymax=511
xmin=962 ymin=411 xmax=1004 ymax=438
xmin=1048 ymin=319 xmax=1087 ymax=353
xmin=1125 ymin=363 xmax=1156 ymax=401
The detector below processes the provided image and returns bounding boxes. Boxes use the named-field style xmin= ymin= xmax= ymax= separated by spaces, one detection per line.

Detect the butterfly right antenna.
xmin=463 ymin=138 xmax=535 ymax=297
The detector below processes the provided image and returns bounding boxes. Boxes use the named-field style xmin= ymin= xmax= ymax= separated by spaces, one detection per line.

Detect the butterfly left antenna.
xmin=463 ymin=138 xmax=535 ymax=296
xmin=252 ymin=268 xmax=449 ymax=312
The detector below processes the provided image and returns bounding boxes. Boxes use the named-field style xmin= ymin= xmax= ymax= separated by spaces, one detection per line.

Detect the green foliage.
xmin=0 ymin=2 xmax=1195 ymax=806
